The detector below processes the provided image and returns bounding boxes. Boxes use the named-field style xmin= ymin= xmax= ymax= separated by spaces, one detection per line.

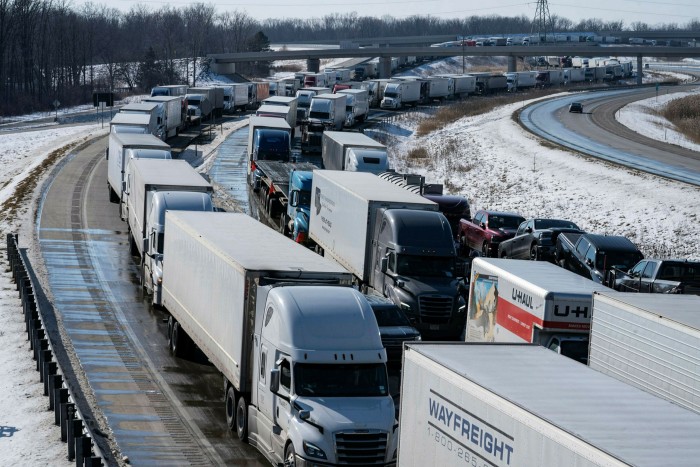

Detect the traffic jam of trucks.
xmin=98 ymin=54 xmax=698 ymax=465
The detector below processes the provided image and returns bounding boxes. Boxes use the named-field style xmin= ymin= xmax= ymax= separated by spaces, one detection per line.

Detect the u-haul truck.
xmin=465 ymin=258 xmax=610 ymax=362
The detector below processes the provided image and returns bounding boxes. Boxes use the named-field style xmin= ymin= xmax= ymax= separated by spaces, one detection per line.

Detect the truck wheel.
xmin=279 ymin=214 xmax=289 ymax=236
xmin=129 ymin=232 xmax=139 ymax=257
xmin=108 ymin=186 xmax=119 ymax=203
xmin=167 ymin=316 xmax=174 ymax=348
xmin=236 ymin=396 xmax=248 ymax=442
xmin=284 ymin=443 xmax=297 ymax=467
xmin=225 ymin=386 xmax=236 ymax=431
xmin=171 ymin=321 xmax=187 ymax=357
xmin=530 ymin=244 xmax=539 ymax=261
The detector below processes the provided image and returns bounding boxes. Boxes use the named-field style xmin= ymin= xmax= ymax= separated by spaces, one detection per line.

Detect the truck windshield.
xmin=488 ymin=215 xmax=523 ymax=229
xmin=396 ymin=255 xmax=454 ymax=278
xmin=308 ymin=100 xmax=331 ymax=119
xmin=294 ymin=363 xmax=388 ymax=397
xmin=384 ymin=91 xmax=398 ymax=98
xmin=254 ymin=129 xmax=290 ymax=160
xmin=560 ymin=340 xmax=588 ymax=364
xmin=151 ymin=88 xmax=169 ymax=96
xmin=373 ymin=307 xmax=412 ymax=327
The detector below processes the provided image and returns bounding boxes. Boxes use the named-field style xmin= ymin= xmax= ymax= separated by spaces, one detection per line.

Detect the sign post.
xmin=53 ymin=99 xmax=61 ymax=122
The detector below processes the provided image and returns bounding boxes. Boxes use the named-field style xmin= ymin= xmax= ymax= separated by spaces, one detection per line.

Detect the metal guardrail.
xmin=5 ymin=233 xmax=106 ymax=467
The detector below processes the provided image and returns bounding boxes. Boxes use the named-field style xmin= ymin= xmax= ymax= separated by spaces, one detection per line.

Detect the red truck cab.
xmin=457 ymin=209 xmax=524 ymax=257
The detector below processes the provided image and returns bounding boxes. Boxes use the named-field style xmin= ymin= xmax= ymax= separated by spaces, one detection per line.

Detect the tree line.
xmin=1 ymin=1 xmax=698 ymax=116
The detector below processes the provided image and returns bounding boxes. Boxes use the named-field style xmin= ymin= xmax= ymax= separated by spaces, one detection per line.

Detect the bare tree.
xmin=183 ymin=3 xmax=215 ymax=86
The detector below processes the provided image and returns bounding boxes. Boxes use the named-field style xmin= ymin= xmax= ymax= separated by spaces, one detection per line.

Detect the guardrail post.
xmin=43 ymin=361 xmax=57 ymax=395
xmin=49 ymin=374 xmax=63 ymax=411
xmin=54 ymin=388 xmax=68 ymax=425
xmin=75 ymin=436 xmax=92 ymax=467
xmin=60 ymin=402 xmax=75 ymax=442
xmin=39 ymin=349 xmax=52 ymax=380
xmin=68 ymin=418 xmax=83 ymax=460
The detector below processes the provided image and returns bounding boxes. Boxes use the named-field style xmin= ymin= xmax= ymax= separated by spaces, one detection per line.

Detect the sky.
xmin=69 ymin=0 xmax=700 ymax=27
xmin=1 ymin=55 xmax=700 ymax=462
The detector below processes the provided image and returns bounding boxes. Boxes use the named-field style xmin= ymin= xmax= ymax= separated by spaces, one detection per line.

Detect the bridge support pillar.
xmin=637 ymin=54 xmax=643 ymax=85
xmin=210 ymin=60 xmax=235 ymax=75
xmin=379 ymin=57 xmax=392 ymax=78
xmin=507 ymin=56 xmax=517 ymax=73
xmin=307 ymin=58 xmax=320 ymax=73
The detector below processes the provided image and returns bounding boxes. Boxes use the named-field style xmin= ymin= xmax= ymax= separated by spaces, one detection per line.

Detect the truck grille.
xmin=335 ymin=430 xmax=388 ymax=465
xmin=419 ymin=296 xmax=453 ymax=324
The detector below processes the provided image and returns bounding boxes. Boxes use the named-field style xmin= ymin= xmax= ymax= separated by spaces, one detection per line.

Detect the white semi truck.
xmin=119 ymin=102 xmax=165 ymax=140
xmin=110 ymin=112 xmax=154 ymax=136
xmin=336 ymin=88 xmax=369 ymax=126
xmin=143 ymin=95 xmax=184 ymax=138
xmin=321 ymin=131 xmax=388 ymax=173
xmin=399 ymin=343 xmax=700 ymax=466
xmin=589 ymin=292 xmax=700 ymax=414
xmin=466 ymin=258 xmax=609 ymax=362
xmin=380 ymin=80 xmax=420 ymax=109
xmin=106 ymin=132 xmax=171 ymax=204
xmin=309 ymin=170 xmax=466 ymax=340
xmin=161 ymin=211 xmax=398 ymax=466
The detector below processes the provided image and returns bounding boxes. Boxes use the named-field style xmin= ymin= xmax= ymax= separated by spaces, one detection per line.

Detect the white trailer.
xmin=425 ymin=77 xmax=450 ymax=101
xmin=222 ymin=84 xmax=248 ymax=113
xmin=150 ymin=84 xmax=188 ymax=97
xmin=261 ymin=96 xmax=298 ymax=129
xmin=399 ymin=343 xmax=700 ymax=466
xmin=380 ymin=80 xmax=421 ymax=109
xmin=110 ymin=112 xmax=153 ymax=136
xmin=336 ymin=88 xmax=369 ymax=126
xmin=122 ymin=159 xmax=212 ymax=259
xmin=107 ymin=133 xmax=171 ymax=204
xmin=120 ymin=102 xmax=166 ymax=140
xmin=466 ymin=258 xmax=609 ymax=362
xmin=161 ymin=211 xmax=397 ymax=466
xmin=564 ymin=68 xmax=586 ymax=83
xmin=307 ymin=93 xmax=346 ymax=131
xmin=447 ymin=74 xmax=477 ymax=97
xmin=143 ymin=96 xmax=184 ymax=138
xmin=504 ymin=71 xmax=538 ymax=91
xmin=257 ymin=103 xmax=296 ymax=133
xmin=589 ymin=292 xmax=700 ymax=414
xmin=321 ymin=131 xmax=387 ymax=173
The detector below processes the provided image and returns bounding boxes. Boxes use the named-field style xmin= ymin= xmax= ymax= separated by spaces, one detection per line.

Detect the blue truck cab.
xmin=288 ymin=170 xmax=313 ymax=245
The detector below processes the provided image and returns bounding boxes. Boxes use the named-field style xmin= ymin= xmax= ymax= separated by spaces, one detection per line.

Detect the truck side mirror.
xmin=269 ymin=368 xmax=280 ymax=393
xmin=380 ymin=257 xmax=388 ymax=273
xmin=143 ymin=237 xmax=149 ymax=253
xmin=290 ymin=190 xmax=299 ymax=207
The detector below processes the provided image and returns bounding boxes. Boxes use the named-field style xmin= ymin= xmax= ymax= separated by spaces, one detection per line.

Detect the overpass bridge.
xmin=209 ymin=45 xmax=700 ymax=84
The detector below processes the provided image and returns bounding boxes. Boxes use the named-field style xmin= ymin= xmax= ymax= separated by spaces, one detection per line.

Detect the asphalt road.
xmin=520 ymin=83 xmax=700 ymax=185
xmin=37 ymin=134 xmax=267 ymax=466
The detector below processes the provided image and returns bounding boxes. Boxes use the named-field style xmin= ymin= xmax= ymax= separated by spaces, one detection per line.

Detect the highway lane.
xmin=520 ymin=83 xmax=700 ymax=186
xmin=37 ymin=134 xmax=266 ymax=465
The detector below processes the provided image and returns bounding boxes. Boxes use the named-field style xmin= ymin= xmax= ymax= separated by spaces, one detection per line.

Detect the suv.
xmin=569 ymin=102 xmax=584 ymax=113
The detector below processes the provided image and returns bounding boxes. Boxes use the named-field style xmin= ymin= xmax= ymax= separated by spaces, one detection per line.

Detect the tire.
xmin=108 ymin=186 xmax=119 ymax=203
xmin=129 ymin=232 xmax=139 ymax=257
xmin=279 ymin=214 xmax=289 ymax=236
xmin=529 ymin=244 xmax=539 ymax=261
xmin=171 ymin=321 xmax=188 ymax=357
xmin=284 ymin=442 xmax=297 ymax=467
xmin=167 ymin=315 xmax=174 ymax=349
xmin=236 ymin=396 xmax=248 ymax=442
xmin=225 ymin=386 xmax=236 ymax=431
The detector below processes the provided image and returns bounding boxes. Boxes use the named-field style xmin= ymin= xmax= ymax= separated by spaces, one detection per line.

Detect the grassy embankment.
xmin=660 ymin=94 xmax=700 ymax=145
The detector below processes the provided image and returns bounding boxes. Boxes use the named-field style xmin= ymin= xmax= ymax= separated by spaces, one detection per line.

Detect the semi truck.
xmin=309 ymin=170 xmax=466 ymax=339
xmin=247 ymin=116 xmax=292 ymax=177
xmin=260 ymin=96 xmax=298 ymax=131
xmin=589 ymin=292 xmax=700 ymax=414
xmin=188 ymin=86 xmax=223 ymax=117
xmin=336 ymin=88 xmax=369 ymax=126
xmin=380 ymin=80 xmax=421 ymax=109
xmin=422 ymin=77 xmax=450 ymax=102
xmin=471 ymin=73 xmax=508 ymax=94
xmin=303 ymin=73 xmax=329 ymax=88
xmin=222 ymin=84 xmax=248 ymax=113
xmin=301 ymin=93 xmax=346 ymax=153
xmin=399 ymin=343 xmax=700 ymax=466
xmin=110 ymin=112 xmax=154 ymax=136
xmin=143 ymin=95 xmax=185 ymax=138
xmin=436 ymin=74 xmax=476 ymax=97
xmin=160 ymin=211 xmax=398 ymax=466
xmin=505 ymin=71 xmax=537 ymax=91
xmin=321 ymin=131 xmax=388 ymax=173
xmin=150 ymin=84 xmax=188 ymax=97
xmin=295 ymin=87 xmax=330 ymax=121
xmin=185 ymin=94 xmax=212 ymax=123
xmin=121 ymin=159 xmax=213 ymax=263
xmin=247 ymin=81 xmax=270 ymax=109
xmin=119 ymin=102 xmax=165 ymax=140
xmin=106 ymin=132 xmax=172 ymax=204
xmin=466 ymin=258 xmax=610 ymax=362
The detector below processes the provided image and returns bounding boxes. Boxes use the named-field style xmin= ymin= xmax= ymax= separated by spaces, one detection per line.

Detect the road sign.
xmin=53 ymin=99 xmax=61 ymax=108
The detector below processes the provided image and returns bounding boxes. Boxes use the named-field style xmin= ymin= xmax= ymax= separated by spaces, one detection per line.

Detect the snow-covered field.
xmin=1 ymin=62 xmax=699 ymax=463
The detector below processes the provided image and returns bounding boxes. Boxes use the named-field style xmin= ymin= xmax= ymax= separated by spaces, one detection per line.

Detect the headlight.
xmin=399 ymin=302 xmax=412 ymax=311
xmin=414 ymin=335 xmax=422 ymax=341
xmin=303 ymin=441 xmax=327 ymax=459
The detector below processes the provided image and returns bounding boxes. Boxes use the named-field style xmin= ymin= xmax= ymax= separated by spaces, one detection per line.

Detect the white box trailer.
xmin=321 ymin=131 xmax=387 ymax=173
xmin=426 ymin=77 xmax=450 ymax=100
xmin=222 ymin=84 xmax=248 ymax=113
xmin=399 ymin=343 xmax=700 ymax=466
xmin=564 ymin=67 xmax=586 ymax=83
xmin=466 ymin=258 xmax=610 ymax=362
xmin=122 ymin=159 xmax=212 ymax=259
xmin=260 ymin=96 xmax=298 ymax=129
xmin=110 ymin=112 xmax=153 ymax=136
xmin=143 ymin=96 xmax=184 ymax=138
xmin=449 ymin=74 xmax=477 ymax=96
xmin=107 ymin=132 xmax=171 ymax=203
xmin=336 ymin=88 xmax=369 ymax=126
xmin=309 ymin=170 xmax=437 ymax=282
xmin=160 ymin=211 xmax=397 ymax=466
xmin=589 ymin=292 xmax=700 ymax=414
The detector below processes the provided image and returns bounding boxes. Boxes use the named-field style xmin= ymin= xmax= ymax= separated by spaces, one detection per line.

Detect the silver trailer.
xmin=589 ymin=292 xmax=700 ymax=414
xmin=321 ymin=131 xmax=387 ymax=173
xmin=399 ymin=343 xmax=700 ymax=466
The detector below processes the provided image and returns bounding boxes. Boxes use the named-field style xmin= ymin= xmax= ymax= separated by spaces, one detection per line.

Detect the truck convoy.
xmin=589 ymin=292 xmax=700 ymax=414
xmin=380 ymin=80 xmax=421 ymax=109
xmin=106 ymin=133 xmax=172 ymax=204
xmin=160 ymin=211 xmax=398 ymax=466
xmin=309 ymin=170 xmax=466 ymax=339
xmin=321 ymin=131 xmax=388 ymax=173
xmin=466 ymin=258 xmax=610 ymax=362
xmin=399 ymin=343 xmax=700 ymax=466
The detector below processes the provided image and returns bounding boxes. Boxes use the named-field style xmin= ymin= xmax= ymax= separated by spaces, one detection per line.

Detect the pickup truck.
xmin=456 ymin=209 xmax=525 ymax=257
xmin=555 ymin=232 xmax=644 ymax=284
xmin=498 ymin=218 xmax=583 ymax=261
xmin=609 ymin=259 xmax=700 ymax=294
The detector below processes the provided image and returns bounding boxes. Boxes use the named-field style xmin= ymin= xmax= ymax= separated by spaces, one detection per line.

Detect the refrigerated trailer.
xmin=399 ymin=343 xmax=700 ymax=466
xmin=589 ymin=292 xmax=700 ymax=414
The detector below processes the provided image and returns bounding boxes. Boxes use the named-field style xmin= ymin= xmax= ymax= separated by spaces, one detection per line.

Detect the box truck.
xmin=189 ymin=86 xmax=223 ymax=117
xmin=110 ymin=112 xmax=154 ymax=136
xmin=222 ymin=83 xmax=248 ymax=113
xmin=589 ymin=292 xmax=700 ymax=414
xmin=260 ymin=96 xmax=298 ymax=130
xmin=120 ymin=102 xmax=166 ymax=140
xmin=310 ymin=170 xmax=466 ymax=339
xmin=505 ymin=71 xmax=538 ymax=91
xmin=143 ymin=95 xmax=184 ymax=138
xmin=185 ymin=93 xmax=212 ymax=123
xmin=399 ymin=343 xmax=700 ymax=466
xmin=466 ymin=258 xmax=610 ymax=362
xmin=150 ymin=84 xmax=187 ymax=97
xmin=107 ymin=133 xmax=171 ymax=204
xmin=321 ymin=131 xmax=388 ymax=173
xmin=380 ymin=80 xmax=421 ymax=109
xmin=160 ymin=211 xmax=397 ymax=466
xmin=336 ymin=88 xmax=369 ymax=126
xmin=301 ymin=93 xmax=346 ymax=153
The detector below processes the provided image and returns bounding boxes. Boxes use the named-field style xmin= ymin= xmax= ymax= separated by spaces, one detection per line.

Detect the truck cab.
xmin=373 ymin=209 xmax=466 ymax=340
xmin=287 ymin=170 xmax=313 ymax=245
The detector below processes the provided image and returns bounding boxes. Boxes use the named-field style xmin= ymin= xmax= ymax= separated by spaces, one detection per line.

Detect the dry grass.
xmin=660 ymin=94 xmax=700 ymax=144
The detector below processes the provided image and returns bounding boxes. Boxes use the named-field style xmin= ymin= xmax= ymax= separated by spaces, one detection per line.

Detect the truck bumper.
xmin=294 ymin=455 xmax=396 ymax=467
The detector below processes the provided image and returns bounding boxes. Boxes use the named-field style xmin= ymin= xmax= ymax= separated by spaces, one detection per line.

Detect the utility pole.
xmin=532 ymin=0 xmax=553 ymax=44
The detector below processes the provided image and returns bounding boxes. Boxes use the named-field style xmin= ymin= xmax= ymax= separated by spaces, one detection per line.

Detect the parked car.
xmin=555 ymin=233 xmax=644 ymax=284
xmin=457 ymin=209 xmax=525 ymax=257
xmin=364 ymin=294 xmax=421 ymax=364
xmin=569 ymin=102 xmax=584 ymax=113
xmin=498 ymin=218 xmax=584 ymax=261
xmin=609 ymin=259 xmax=700 ymax=294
